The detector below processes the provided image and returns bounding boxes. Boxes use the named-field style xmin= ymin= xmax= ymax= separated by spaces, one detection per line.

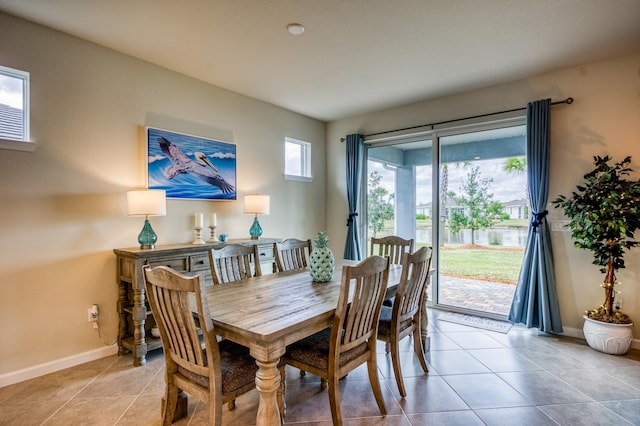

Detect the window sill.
xmin=284 ymin=174 xmax=313 ymax=183
xmin=0 ymin=138 xmax=36 ymax=152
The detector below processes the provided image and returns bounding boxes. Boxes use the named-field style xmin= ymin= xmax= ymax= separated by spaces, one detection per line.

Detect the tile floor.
xmin=1 ymin=309 xmax=639 ymax=425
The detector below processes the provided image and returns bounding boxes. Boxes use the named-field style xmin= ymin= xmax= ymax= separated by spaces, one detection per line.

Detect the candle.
xmin=210 ymin=213 xmax=217 ymax=227
xmin=195 ymin=213 xmax=203 ymax=228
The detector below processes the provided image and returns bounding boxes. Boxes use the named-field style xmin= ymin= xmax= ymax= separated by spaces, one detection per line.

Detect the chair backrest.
xmin=393 ymin=246 xmax=432 ymax=326
xmin=143 ymin=265 xmax=221 ymax=382
xmin=208 ymin=244 xmax=261 ymax=285
xmin=332 ymin=255 xmax=390 ymax=357
xmin=370 ymin=236 xmax=414 ymax=265
xmin=274 ymin=238 xmax=312 ymax=272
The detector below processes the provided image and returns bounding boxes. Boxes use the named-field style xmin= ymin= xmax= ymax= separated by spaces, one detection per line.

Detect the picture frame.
xmin=146 ymin=127 xmax=237 ymax=200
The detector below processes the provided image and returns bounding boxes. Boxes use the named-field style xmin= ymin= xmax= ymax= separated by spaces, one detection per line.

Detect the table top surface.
xmin=202 ymin=259 xmax=402 ymax=344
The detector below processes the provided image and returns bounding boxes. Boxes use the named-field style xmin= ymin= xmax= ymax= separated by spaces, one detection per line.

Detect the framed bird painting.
xmin=146 ymin=127 xmax=236 ymax=200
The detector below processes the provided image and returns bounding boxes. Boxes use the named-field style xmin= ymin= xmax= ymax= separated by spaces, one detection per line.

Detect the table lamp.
xmin=244 ymin=194 xmax=270 ymax=239
xmin=127 ymin=190 xmax=167 ymax=249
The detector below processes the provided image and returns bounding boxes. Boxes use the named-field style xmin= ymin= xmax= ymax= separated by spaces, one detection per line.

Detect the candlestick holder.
xmin=208 ymin=225 xmax=219 ymax=243
xmin=192 ymin=227 xmax=206 ymax=245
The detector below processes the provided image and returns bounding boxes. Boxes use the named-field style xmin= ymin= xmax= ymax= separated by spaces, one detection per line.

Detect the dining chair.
xmin=370 ymin=235 xmax=414 ymax=264
xmin=142 ymin=265 xmax=258 ymax=426
xmin=208 ymin=243 xmax=261 ymax=285
xmin=279 ymin=255 xmax=390 ymax=425
xmin=370 ymin=235 xmax=414 ymax=307
xmin=274 ymin=238 xmax=312 ymax=272
xmin=377 ymin=246 xmax=432 ymax=397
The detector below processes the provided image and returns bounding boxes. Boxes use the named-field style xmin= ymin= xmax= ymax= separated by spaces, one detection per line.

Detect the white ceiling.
xmin=1 ymin=0 xmax=639 ymax=122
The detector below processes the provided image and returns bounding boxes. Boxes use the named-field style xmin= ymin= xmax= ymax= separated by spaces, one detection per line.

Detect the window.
xmin=284 ymin=137 xmax=312 ymax=181
xmin=0 ymin=65 xmax=33 ymax=151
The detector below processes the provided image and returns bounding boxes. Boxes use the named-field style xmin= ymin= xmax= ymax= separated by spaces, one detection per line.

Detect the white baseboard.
xmin=0 ymin=345 xmax=118 ymax=388
xmin=561 ymin=326 xmax=640 ymax=350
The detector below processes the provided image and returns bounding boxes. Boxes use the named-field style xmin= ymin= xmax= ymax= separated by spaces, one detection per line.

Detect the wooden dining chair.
xmin=377 ymin=246 xmax=432 ymax=397
xmin=274 ymin=238 xmax=312 ymax=272
xmin=208 ymin=243 xmax=261 ymax=285
xmin=370 ymin=235 xmax=414 ymax=264
xmin=142 ymin=265 xmax=258 ymax=426
xmin=371 ymin=235 xmax=414 ymax=306
xmin=279 ymin=255 xmax=390 ymax=426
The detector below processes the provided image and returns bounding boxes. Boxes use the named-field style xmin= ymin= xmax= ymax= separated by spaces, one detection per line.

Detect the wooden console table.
xmin=113 ymin=238 xmax=280 ymax=366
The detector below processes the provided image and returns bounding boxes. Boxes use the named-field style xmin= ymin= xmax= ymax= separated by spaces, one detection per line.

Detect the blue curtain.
xmin=343 ymin=134 xmax=364 ymax=260
xmin=508 ymin=99 xmax=563 ymax=333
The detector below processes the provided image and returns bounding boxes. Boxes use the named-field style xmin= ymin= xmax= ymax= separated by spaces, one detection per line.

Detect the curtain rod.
xmin=340 ymin=97 xmax=573 ymax=141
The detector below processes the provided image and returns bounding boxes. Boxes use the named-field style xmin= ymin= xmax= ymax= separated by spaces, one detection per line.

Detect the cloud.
xmin=211 ymin=152 xmax=236 ymax=159
xmin=148 ymin=154 xmax=165 ymax=163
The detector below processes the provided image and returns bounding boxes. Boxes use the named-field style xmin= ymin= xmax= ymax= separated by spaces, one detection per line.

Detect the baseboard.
xmin=0 ymin=344 xmax=118 ymax=388
xmin=561 ymin=326 xmax=640 ymax=350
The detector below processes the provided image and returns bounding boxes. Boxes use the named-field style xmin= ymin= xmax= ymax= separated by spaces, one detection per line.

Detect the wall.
xmin=327 ymin=52 xmax=640 ymax=340
xmin=0 ymin=12 xmax=326 ymax=381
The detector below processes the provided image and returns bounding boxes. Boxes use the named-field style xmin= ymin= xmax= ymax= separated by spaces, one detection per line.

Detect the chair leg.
xmin=210 ymin=387 xmax=223 ymax=426
xmin=162 ymin=382 xmax=179 ymax=426
xmin=412 ymin=328 xmax=429 ymax=374
xmin=366 ymin=357 xmax=387 ymax=415
xmin=327 ymin=376 xmax=343 ymax=426
xmin=390 ymin=338 xmax=407 ymax=397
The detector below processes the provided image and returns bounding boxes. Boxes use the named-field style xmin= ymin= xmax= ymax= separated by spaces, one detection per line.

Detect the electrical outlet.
xmin=88 ymin=304 xmax=99 ymax=322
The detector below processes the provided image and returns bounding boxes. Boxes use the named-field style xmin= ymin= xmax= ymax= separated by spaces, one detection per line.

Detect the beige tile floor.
xmin=2 ymin=309 xmax=640 ymax=425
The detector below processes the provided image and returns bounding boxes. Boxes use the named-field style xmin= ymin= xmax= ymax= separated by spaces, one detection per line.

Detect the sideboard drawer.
xmin=190 ymin=253 xmax=210 ymax=272
xmin=256 ymin=243 xmax=274 ymax=261
xmin=147 ymin=256 xmax=189 ymax=272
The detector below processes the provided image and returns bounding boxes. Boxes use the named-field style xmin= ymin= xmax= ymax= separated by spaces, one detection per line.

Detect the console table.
xmin=113 ymin=238 xmax=280 ymax=366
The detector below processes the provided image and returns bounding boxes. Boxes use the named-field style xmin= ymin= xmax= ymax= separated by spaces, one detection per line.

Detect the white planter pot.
xmin=583 ymin=315 xmax=634 ymax=355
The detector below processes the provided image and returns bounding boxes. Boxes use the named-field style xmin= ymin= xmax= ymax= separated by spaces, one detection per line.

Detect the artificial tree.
xmin=551 ymin=155 xmax=640 ymax=324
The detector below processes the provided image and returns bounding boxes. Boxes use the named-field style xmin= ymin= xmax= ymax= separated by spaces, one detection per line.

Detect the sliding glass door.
xmin=365 ymin=119 xmax=527 ymax=319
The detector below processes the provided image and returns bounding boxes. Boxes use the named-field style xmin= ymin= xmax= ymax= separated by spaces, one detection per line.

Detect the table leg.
xmin=253 ymin=356 xmax=283 ymax=426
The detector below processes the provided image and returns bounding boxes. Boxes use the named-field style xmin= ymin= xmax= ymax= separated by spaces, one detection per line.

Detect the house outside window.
xmin=0 ymin=65 xmax=33 ymax=152
xmin=284 ymin=137 xmax=312 ymax=181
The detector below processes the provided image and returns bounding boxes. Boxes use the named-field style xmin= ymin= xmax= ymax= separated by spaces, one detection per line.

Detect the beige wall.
xmin=327 ymin=52 xmax=640 ymax=337
xmin=0 ymin=13 xmax=326 ymax=376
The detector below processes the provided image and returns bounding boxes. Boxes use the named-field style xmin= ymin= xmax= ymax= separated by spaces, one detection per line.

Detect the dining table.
xmin=197 ymin=258 xmax=427 ymax=426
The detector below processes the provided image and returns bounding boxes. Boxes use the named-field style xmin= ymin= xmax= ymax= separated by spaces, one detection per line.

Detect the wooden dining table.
xmin=199 ymin=258 xmax=425 ymax=426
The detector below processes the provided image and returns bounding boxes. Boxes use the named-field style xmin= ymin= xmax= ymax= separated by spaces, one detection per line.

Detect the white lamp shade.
xmin=127 ymin=190 xmax=167 ymax=216
xmin=244 ymin=194 xmax=270 ymax=215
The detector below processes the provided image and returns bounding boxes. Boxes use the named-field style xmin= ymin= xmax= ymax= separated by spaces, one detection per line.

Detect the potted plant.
xmin=551 ymin=155 xmax=640 ymax=354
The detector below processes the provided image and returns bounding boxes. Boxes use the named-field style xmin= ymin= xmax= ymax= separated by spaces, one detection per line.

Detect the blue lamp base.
xmin=138 ymin=218 xmax=158 ymax=249
xmin=249 ymin=215 xmax=263 ymax=240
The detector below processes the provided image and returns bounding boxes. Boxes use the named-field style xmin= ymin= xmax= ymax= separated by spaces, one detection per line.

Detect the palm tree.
xmin=504 ymin=157 xmax=528 ymax=217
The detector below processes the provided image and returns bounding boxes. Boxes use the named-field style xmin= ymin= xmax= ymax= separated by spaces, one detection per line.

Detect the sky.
xmin=0 ymin=73 xmax=24 ymax=109
xmin=369 ymin=157 xmax=527 ymax=206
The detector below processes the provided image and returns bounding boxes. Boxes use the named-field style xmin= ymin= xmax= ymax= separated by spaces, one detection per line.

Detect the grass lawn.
xmin=418 ymin=243 xmax=524 ymax=284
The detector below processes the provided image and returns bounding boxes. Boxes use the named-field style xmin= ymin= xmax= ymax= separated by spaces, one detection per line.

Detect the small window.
xmin=0 ymin=65 xmax=33 ymax=151
xmin=284 ymin=137 xmax=312 ymax=181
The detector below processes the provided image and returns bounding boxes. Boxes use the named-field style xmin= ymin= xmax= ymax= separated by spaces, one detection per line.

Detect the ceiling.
xmin=1 ymin=0 xmax=639 ymax=122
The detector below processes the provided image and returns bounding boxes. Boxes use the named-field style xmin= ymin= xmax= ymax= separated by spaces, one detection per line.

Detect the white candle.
xmin=195 ymin=213 xmax=203 ymax=228
xmin=210 ymin=213 xmax=217 ymax=227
